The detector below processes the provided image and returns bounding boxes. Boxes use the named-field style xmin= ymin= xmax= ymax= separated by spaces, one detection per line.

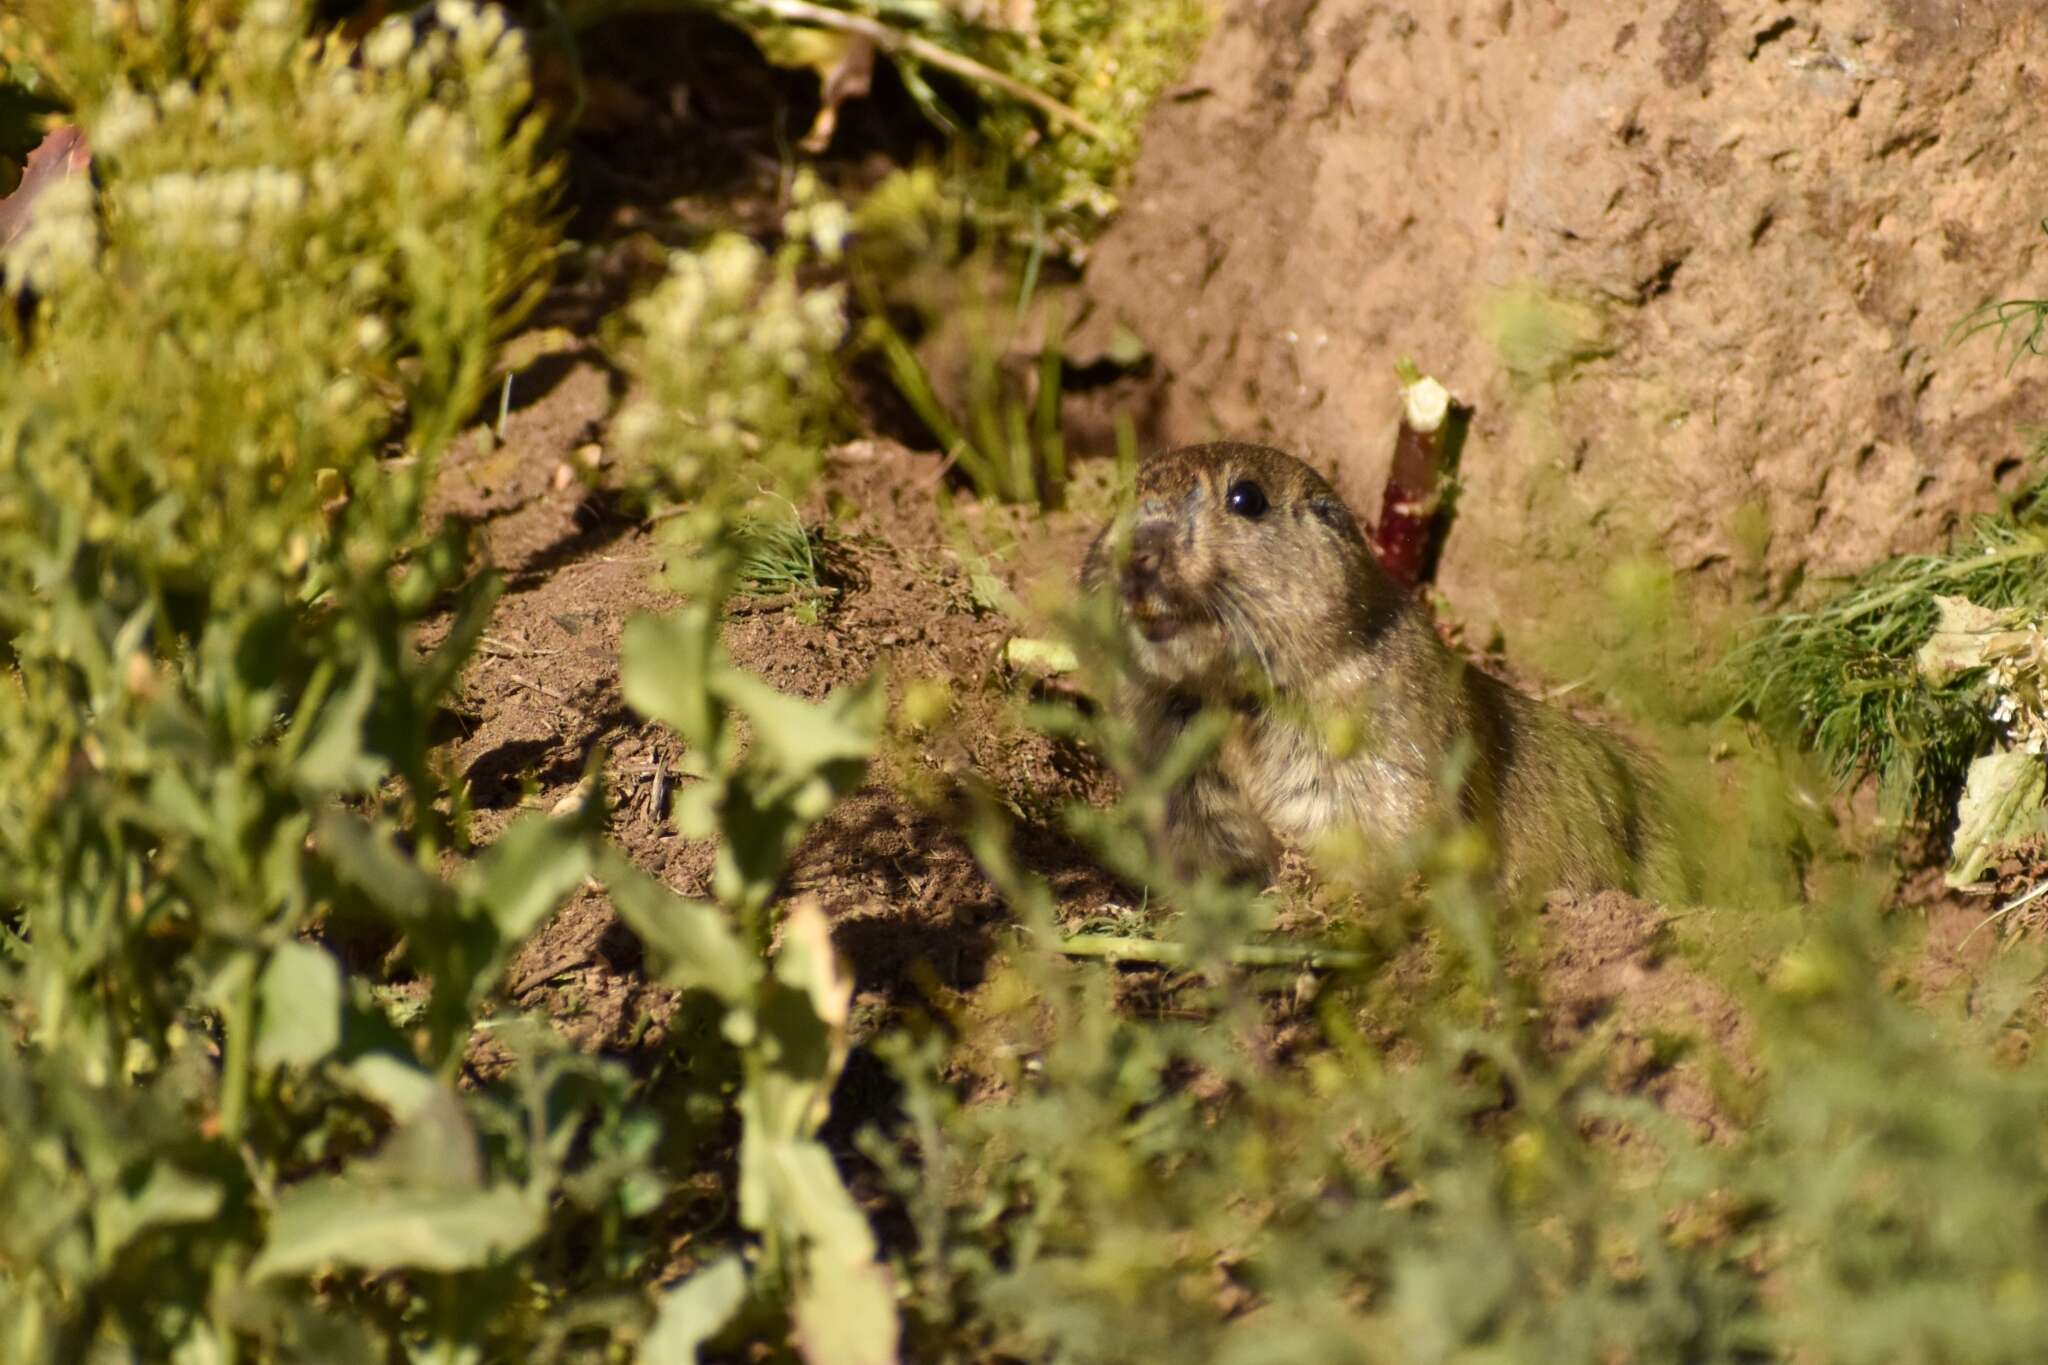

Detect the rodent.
xmin=1080 ymin=441 xmax=1676 ymax=903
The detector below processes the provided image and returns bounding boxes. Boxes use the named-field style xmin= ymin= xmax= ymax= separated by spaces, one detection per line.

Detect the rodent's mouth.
xmin=1124 ymin=590 xmax=1192 ymax=643
xmin=1133 ymin=612 xmax=1181 ymax=643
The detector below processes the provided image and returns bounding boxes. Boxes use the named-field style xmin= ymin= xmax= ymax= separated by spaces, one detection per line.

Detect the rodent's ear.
xmin=1306 ymin=497 xmax=1355 ymax=536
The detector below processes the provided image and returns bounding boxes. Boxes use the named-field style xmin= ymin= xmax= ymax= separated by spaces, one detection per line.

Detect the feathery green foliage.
xmin=1732 ymin=474 xmax=2048 ymax=819
xmin=733 ymin=510 xmax=826 ymax=597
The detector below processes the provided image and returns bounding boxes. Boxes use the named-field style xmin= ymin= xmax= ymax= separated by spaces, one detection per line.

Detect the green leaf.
xmin=336 ymin=1052 xmax=438 ymax=1122
xmin=415 ymin=569 xmax=504 ymax=703
xmin=1003 ymin=636 xmax=1080 ymax=675
xmin=255 ymin=940 xmax=343 ymax=1071
xmin=746 ymin=901 xmax=853 ymax=1144
xmin=291 ymin=660 xmax=387 ymax=793
xmin=358 ymin=1085 xmax=485 ymax=1191
xmin=600 ymin=849 xmax=759 ymax=1004
xmin=621 ymin=609 xmax=722 ymax=750
xmin=641 ymin=1255 xmax=749 ymax=1365
xmin=251 ymin=1182 xmax=543 ymax=1279
xmin=463 ymin=810 xmax=598 ymax=942
xmin=746 ymin=1137 xmax=900 ymax=1365
xmin=791 ymin=1250 xmax=899 ymax=1365
xmin=1947 ymin=748 xmax=2048 ymax=887
xmin=717 ymin=670 xmax=883 ymax=787
xmin=744 ymin=1136 xmax=877 ymax=1263
xmin=316 ymin=812 xmax=441 ymax=923
xmin=94 ymin=1163 xmax=224 ymax=1260
xmin=145 ymin=762 xmax=213 ymax=841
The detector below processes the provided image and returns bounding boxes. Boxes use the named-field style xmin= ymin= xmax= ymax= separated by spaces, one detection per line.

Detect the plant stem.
xmin=219 ymin=954 xmax=257 ymax=1141
xmin=212 ymin=1258 xmax=241 ymax=1365
xmin=737 ymin=0 xmax=1109 ymax=141
xmin=1036 ymin=305 xmax=1067 ymax=509
xmin=1055 ymin=935 xmax=1368 ymax=970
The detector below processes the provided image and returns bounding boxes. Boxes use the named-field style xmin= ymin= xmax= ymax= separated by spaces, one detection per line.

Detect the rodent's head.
xmin=1082 ymin=442 xmax=1396 ymax=694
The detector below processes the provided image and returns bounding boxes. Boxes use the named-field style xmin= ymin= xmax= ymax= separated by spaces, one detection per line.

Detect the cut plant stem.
xmin=1373 ymin=360 xmax=1467 ymax=589
xmin=1055 ymin=934 xmax=1367 ymax=970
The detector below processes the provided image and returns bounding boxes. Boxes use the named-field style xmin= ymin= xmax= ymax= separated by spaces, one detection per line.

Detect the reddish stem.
xmin=1371 ymin=368 xmax=1466 ymax=590
xmin=1374 ymin=418 xmax=1443 ymax=589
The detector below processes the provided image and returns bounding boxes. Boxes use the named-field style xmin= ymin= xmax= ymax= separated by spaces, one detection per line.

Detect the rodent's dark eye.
xmin=1225 ymin=479 xmax=1268 ymax=519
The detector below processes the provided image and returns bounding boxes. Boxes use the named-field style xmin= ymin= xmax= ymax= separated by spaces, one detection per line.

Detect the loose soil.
xmin=405 ymin=10 xmax=2037 ymax=1256
xmin=425 ymin=305 xmax=1763 ymax=1148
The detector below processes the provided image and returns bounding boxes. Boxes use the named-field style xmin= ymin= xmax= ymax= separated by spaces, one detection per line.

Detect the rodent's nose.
xmin=1126 ymin=522 xmax=1174 ymax=583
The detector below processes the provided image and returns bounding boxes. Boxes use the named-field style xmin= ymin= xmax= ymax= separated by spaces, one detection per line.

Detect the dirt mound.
xmin=1537 ymin=891 xmax=1757 ymax=1142
xmin=426 ymin=339 xmax=1127 ymax=1041
xmin=1074 ymin=1 xmax=2048 ymax=638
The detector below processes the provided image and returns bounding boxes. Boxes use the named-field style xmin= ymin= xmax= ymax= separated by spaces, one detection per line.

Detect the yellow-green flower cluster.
xmin=0 ymin=0 xmax=552 ymax=605
xmin=613 ymin=178 xmax=847 ymax=513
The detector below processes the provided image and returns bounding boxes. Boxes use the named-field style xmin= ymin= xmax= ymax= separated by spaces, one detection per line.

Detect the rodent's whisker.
xmin=1215 ymin=580 xmax=1277 ymax=689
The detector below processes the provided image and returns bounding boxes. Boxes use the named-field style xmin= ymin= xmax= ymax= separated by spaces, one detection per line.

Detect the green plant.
xmin=733 ymin=507 xmax=825 ymax=598
xmin=545 ymin=0 xmax=1206 ymax=251
xmin=1731 ymin=481 xmax=2048 ymax=821
xmin=1952 ymin=219 xmax=2048 ymax=372
xmin=608 ymin=209 xmax=895 ymax=1356
xmin=847 ymin=560 xmax=2048 ymax=1362
xmin=1737 ymin=250 xmax=2048 ymax=844
xmin=610 ymin=175 xmax=847 ymax=525
xmin=866 ymin=290 xmax=1070 ymax=508
xmin=0 ymin=5 xmax=694 ymax=1357
xmin=864 ymin=687 xmax=1763 ymax=1362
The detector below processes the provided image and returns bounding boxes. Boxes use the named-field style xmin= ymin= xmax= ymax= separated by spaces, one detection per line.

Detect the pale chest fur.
xmin=1217 ymin=652 xmax=1450 ymax=852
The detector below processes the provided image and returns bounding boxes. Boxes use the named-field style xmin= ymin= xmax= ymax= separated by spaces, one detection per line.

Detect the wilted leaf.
xmin=251 ymin=1181 xmax=543 ymax=1278
xmin=1947 ymin=748 xmax=2048 ymax=887
xmin=600 ymin=848 xmax=759 ymax=1003
xmin=1917 ymin=594 xmax=2029 ymax=685
xmin=255 ymin=940 xmax=343 ymax=1071
xmin=779 ymin=901 xmax=851 ymax=1024
xmin=641 ymin=1255 xmax=749 ymax=1365
xmin=0 ymin=123 xmax=90 ymax=250
xmin=746 ymin=28 xmax=877 ymax=153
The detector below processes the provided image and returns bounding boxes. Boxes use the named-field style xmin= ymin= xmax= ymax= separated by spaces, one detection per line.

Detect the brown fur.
xmin=1082 ymin=442 xmax=1674 ymax=901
